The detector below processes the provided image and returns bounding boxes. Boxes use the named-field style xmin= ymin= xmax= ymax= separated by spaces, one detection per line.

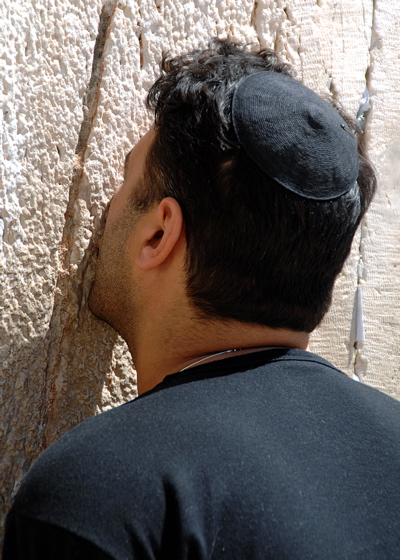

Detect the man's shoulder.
xmin=10 ymin=348 xmax=400 ymax=559
xmin=14 ymin=347 xmax=400 ymax=507
xmin=9 ymin=395 xmax=169 ymax=558
xmin=23 ymin=348 xmax=400 ymax=468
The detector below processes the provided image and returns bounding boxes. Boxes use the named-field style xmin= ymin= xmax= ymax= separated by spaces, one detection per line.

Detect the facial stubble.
xmin=88 ymin=209 xmax=143 ymax=348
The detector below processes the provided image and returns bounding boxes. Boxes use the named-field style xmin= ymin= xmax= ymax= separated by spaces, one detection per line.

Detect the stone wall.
xmin=1 ymin=0 xmax=399 ymax=534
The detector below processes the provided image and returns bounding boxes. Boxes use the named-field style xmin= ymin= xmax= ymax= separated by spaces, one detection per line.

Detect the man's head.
xmin=123 ymin=38 xmax=376 ymax=333
xmin=90 ymin=38 xmax=376 ymax=340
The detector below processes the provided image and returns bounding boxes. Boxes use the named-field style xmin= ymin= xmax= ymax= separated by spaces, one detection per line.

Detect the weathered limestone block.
xmin=310 ymin=0 xmax=400 ymax=397
xmin=1 ymin=0 xmax=399 ymax=539
xmin=352 ymin=0 xmax=400 ymax=396
xmin=1 ymin=0 xmax=110 ymax=531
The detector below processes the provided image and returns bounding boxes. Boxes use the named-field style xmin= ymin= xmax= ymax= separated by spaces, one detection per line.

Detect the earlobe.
xmin=137 ymin=197 xmax=184 ymax=270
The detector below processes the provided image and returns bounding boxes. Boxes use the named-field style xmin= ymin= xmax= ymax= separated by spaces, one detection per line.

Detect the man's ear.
xmin=136 ymin=197 xmax=184 ymax=270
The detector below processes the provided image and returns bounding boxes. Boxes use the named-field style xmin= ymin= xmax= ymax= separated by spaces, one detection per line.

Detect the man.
xmin=4 ymin=38 xmax=400 ymax=559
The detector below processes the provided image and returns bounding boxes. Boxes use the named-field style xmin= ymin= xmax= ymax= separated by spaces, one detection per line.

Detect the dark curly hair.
xmin=131 ymin=38 xmax=376 ymax=332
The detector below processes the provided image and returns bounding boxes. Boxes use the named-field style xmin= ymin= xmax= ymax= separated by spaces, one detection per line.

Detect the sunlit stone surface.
xmin=1 ymin=0 xmax=399 ymax=538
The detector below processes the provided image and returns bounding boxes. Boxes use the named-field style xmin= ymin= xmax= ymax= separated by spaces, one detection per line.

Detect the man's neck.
xmin=129 ymin=314 xmax=309 ymax=395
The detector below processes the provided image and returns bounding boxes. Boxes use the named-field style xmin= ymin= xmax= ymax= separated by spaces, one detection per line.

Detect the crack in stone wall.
xmin=352 ymin=0 xmax=376 ymax=381
xmin=250 ymin=1 xmax=259 ymax=40
xmin=41 ymin=0 xmax=119 ymax=449
xmin=64 ymin=0 xmax=118 ymax=233
xmin=351 ymin=0 xmax=400 ymax=396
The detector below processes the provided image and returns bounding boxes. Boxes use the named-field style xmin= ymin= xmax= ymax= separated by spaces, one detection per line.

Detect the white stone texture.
xmin=351 ymin=0 xmax=400 ymax=396
xmin=1 ymin=0 xmax=399 ymax=537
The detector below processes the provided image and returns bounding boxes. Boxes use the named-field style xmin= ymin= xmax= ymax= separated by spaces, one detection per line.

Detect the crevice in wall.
xmin=138 ymin=32 xmax=144 ymax=69
xmin=283 ymin=5 xmax=296 ymax=25
xmin=353 ymin=221 xmax=367 ymax=381
xmin=41 ymin=0 xmax=118 ymax=451
xmin=250 ymin=1 xmax=261 ymax=46
xmin=65 ymin=0 xmax=118 ymax=225
xmin=352 ymin=0 xmax=376 ymax=381
xmin=326 ymin=75 xmax=340 ymax=106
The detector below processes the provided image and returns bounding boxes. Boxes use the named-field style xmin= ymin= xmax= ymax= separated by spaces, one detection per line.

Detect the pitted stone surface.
xmin=350 ymin=0 xmax=400 ymax=396
xmin=1 ymin=0 xmax=399 ymax=540
xmin=1 ymin=0 xmax=108 ymax=536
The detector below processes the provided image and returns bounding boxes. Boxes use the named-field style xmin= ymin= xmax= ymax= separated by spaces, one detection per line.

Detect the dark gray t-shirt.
xmin=4 ymin=349 xmax=400 ymax=559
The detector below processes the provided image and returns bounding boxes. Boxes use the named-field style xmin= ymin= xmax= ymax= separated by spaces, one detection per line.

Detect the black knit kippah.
xmin=232 ymin=72 xmax=359 ymax=200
